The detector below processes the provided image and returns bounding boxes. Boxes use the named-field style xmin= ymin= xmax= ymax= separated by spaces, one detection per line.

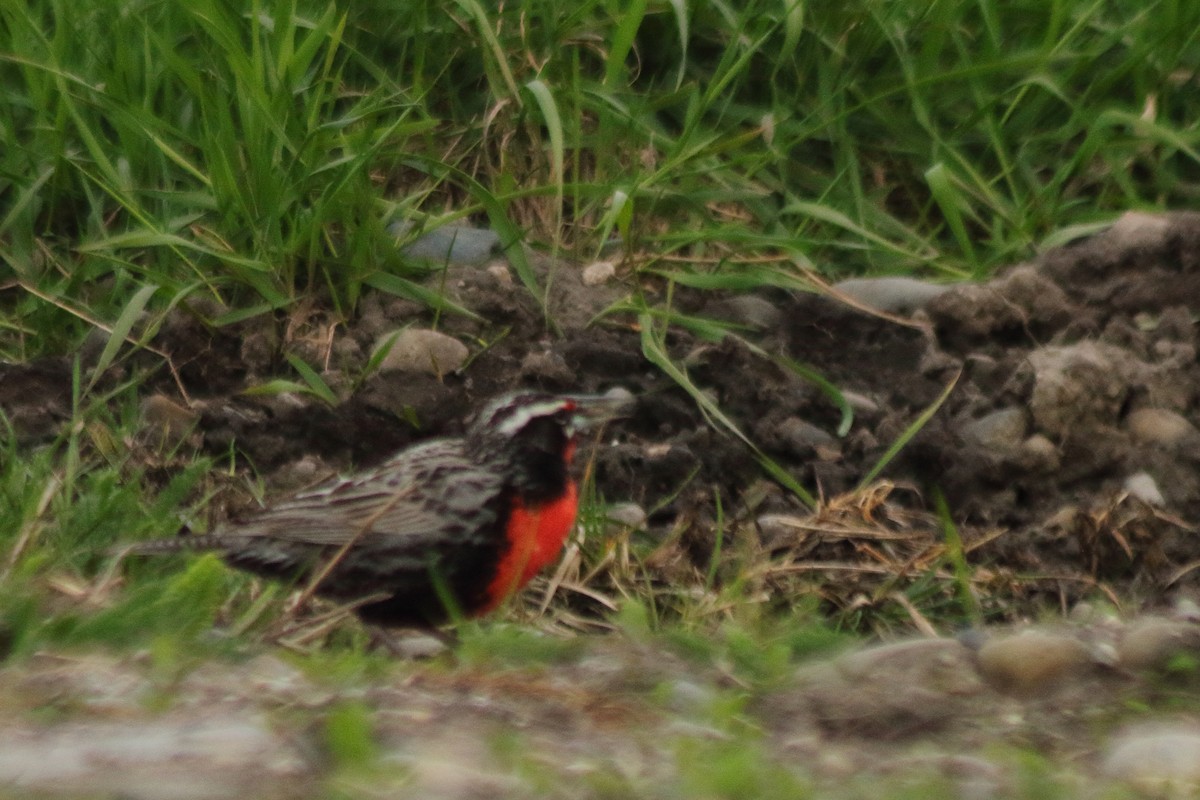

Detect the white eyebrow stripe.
xmin=490 ymin=399 xmax=570 ymax=436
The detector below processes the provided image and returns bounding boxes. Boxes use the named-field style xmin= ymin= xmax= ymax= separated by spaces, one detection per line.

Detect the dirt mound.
xmin=4 ymin=210 xmax=1200 ymax=623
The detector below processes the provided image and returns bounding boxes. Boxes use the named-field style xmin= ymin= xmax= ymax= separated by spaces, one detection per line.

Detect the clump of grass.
xmin=7 ymin=0 xmax=1200 ymax=348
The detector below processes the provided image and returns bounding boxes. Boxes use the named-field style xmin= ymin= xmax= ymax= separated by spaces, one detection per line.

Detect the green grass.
xmin=5 ymin=0 xmax=1200 ymax=347
xmin=3 ymin=5 xmax=1200 ymax=780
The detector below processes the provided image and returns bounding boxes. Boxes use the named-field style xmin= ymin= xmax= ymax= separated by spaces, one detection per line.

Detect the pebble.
xmin=840 ymin=390 xmax=880 ymax=414
xmin=832 ymin=277 xmax=950 ymax=314
xmin=372 ymin=328 xmax=469 ymax=375
xmin=1117 ymin=617 xmax=1200 ymax=672
xmin=1105 ymin=210 xmax=1173 ymax=251
xmin=1103 ymin=722 xmax=1200 ymax=794
xmin=775 ymin=416 xmax=836 ymax=453
xmin=486 ymin=263 xmax=514 ymax=286
xmin=581 ymin=260 xmax=616 ymax=286
xmin=706 ymin=295 xmax=785 ymax=330
xmin=1125 ymin=407 xmax=1200 ymax=447
xmin=519 ymin=350 xmax=575 ymax=384
xmin=1123 ymin=471 xmax=1165 ymax=506
xmin=1017 ymin=434 xmax=1060 ymax=472
xmin=961 ymin=407 xmax=1028 ymax=451
xmin=605 ymin=502 xmax=647 ymax=529
xmin=976 ymin=631 xmax=1095 ymax=695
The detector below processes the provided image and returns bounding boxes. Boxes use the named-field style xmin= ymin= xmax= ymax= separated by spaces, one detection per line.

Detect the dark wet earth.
xmin=6 ymin=209 xmax=1200 ymax=619
xmin=3 ymin=210 xmax=1200 ymax=796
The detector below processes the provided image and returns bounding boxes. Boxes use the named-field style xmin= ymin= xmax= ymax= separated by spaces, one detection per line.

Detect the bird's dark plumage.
xmin=125 ymin=391 xmax=627 ymax=627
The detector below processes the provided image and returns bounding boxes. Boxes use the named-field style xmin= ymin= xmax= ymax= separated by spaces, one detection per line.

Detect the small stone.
xmin=832 ymin=277 xmax=950 ymax=314
xmin=707 ymin=295 xmax=784 ymax=330
xmin=1017 ymin=434 xmax=1060 ymax=472
xmin=389 ymin=633 xmax=450 ymax=660
xmin=841 ymin=390 xmax=880 ymax=414
xmin=1125 ymin=407 xmax=1200 ymax=447
xmin=486 ymin=264 xmax=514 ymax=286
xmin=976 ymin=630 xmax=1095 ymax=695
xmin=605 ymin=503 xmax=647 ymax=529
xmin=961 ymin=407 xmax=1028 ymax=451
xmin=1117 ymin=617 xmax=1200 ymax=672
xmin=775 ymin=417 xmax=836 ymax=453
xmin=1105 ymin=211 xmax=1173 ymax=251
xmin=601 ymin=385 xmax=635 ymax=404
xmin=139 ymin=394 xmax=199 ymax=443
xmin=799 ymin=638 xmax=985 ymax=736
xmin=1175 ymin=597 xmax=1200 ymax=623
xmin=1103 ymin=722 xmax=1200 ymax=794
xmin=1123 ymin=471 xmax=1165 ymax=506
xmin=519 ymin=350 xmax=575 ymax=384
xmin=581 ymin=260 xmax=616 ymax=286
xmin=372 ymin=328 xmax=469 ymax=375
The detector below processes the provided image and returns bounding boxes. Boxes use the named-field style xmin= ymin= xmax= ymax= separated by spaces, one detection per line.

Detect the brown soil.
xmin=4 ymin=210 xmax=1200 ymax=626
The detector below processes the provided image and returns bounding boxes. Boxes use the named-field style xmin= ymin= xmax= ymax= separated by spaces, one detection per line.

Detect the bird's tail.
xmin=112 ymin=533 xmax=229 ymax=557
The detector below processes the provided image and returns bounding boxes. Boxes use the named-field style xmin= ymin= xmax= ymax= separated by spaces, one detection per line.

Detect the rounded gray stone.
xmin=372 ymin=328 xmax=469 ymax=375
xmin=961 ymin=407 xmax=1028 ymax=451
xmin=832 ymin=277 xmax=951 ymax=314
xmin=1125 ymin=407 xmax=1200 ymax=447
xmin=1117 ymin=616 xmax=1200 ymax=672
xmin=976 ymin=631 xmax=1095 ymax=695
xmin=1103 ymin=722 xmax=1200 ymax=793
xmin=391 ymin=221 xmax=503 ymax=266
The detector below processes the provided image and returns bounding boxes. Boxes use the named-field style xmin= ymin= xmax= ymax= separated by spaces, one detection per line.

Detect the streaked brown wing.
xmin=215 ymin=439 xmax=496 ymax=547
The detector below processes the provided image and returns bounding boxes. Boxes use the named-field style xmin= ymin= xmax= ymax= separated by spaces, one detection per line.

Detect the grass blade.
xmin=857 ymin=369 xmax=961 ymax=490
xmin=86 ymin=284 xmax=159 ymax=394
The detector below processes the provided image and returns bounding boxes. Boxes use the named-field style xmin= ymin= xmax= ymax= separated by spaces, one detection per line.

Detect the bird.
xmin=125 ymin=391 xmax=629 ymax=628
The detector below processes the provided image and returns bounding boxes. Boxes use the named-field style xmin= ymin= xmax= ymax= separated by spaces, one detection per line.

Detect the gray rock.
xmin=961 ymin=407 xmax=1028 ymax=451
xmin=832 ymin=277 xmax=950 ymax=314
xmin=976 ymin=631 xmax=1095 ymax=695
xmin=1103 ymin=722 xmax=1200 ymax=794
xmin=1125 ymin=407 xmax=1200 ymax=448
xmin=372 ymin=328 xmax=469 ymax=375
xmin=775 ymin=416 xmax=837 ymax=453
xmin=799 ymin=638 xmax=985 ymax=736
xmin=519 ymin=350 xmax=575 ymax=384
xmin=1017 ymin=434 xmax=1060 ymax=473
xmin=581 ymin=260 xmax=617 ymax=286
xmin=1123 ymin=471 xmax=1165 ymax=506
xmin=1117 ymin=616 xmax=1200 ymax=672
xmin=391 ymin=221 xmax=503 ymax=266
xmin=707 ymin=295 xmax=785 ymax=330
xmin=605 ymin=502 xmax=647 ymax=529
xmin=1105 ymin=210 xmax=1173 ymax=251
xmin=841 ymin=390 xmax=880 ymax=414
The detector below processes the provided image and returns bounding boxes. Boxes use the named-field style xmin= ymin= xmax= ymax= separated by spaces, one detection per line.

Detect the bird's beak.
xmin=565 ymin=390 xmax=633 ymax=432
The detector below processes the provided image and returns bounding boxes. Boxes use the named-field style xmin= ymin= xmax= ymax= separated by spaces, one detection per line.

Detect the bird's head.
xmin=467 ymin=390 xmax=630 ymax=501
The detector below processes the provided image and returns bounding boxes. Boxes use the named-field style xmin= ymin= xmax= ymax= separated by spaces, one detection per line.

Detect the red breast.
xmin=483 ymin=473 xmax=580 ymax=611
